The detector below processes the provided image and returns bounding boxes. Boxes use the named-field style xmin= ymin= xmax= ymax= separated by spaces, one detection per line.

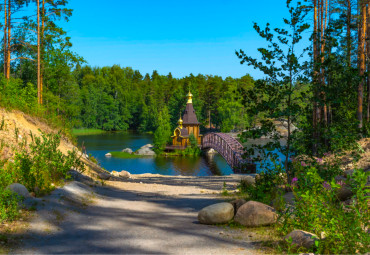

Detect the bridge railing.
xmin=202 ymin=133 xmax=254 ymax=173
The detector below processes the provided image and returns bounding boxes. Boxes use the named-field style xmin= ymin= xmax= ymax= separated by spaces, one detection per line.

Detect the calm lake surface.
xmin=77 ymin=132 xmax=234 ymax=176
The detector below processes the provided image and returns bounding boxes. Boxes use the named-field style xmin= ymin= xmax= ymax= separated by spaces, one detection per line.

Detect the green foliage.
xmin=237 ymin=1 xmax=310 ymax=178
xmin=239 ymin=168 xmax=286 ymax=205
xmin=109 ymin=151 xmax=145 ymax=159
xmin=277 ymin=167 xmax=369 ymax=254
xmin=11 ymin=132 xmax=83 ymax=196
xmin=153 ymin=107 xmax=172 ymax=153
xmin=181 ymin=133 xmax=201 ymax=156
xmin=0 ymin=189 xmax=21 ymax=222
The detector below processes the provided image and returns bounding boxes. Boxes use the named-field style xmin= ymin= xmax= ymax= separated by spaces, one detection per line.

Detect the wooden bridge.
xmin=202 ymin=133 xmax=255 ymax=173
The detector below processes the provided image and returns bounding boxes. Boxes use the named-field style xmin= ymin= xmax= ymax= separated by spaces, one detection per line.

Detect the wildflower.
xmin=316 ymin=158 xmax=323 ymax=163
xmin=291 ymin=177 xmax=298 ymax=185
xmin=323 ymin=181 xmax=331 ymax=190
xmin=336 ymin=180 xmax=345 ymax=187
xmin=301 ymin=161 xmax=307 ymax=167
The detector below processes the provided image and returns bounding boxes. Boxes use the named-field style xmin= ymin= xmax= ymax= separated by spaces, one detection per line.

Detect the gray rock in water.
xmin=135 ymin=146 xmax=156 ymax=156
xmin=198 ymin=202 xmax=234 ymax=225
xmin=230 ymin=199 xmax=246 ymax=215
xmin=285 ymin=230 xmax=318 ymax=250
xmin=141 ymin=144 xmax=153 ymax=149
xmin=6 ymin=183 xmax=31 ymax=198
xmin=122 ymin=148 xmax=133 ymax=154
xmin=206 ymin=148 xmax=218 ymax=154
xmin=234 ymin=201 xmax=277 ymax=227
xmin=119 ymin=170 xmax=131 ymax=179
xmin=105 ymin=153 xmax=112 ymax=157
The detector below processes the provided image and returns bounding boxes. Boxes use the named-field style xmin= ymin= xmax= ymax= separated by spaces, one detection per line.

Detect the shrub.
xmin=11 ymin=131 xmax=83 ymax=196
xmin=239 ymin=165 xmax=286 ymax=205
xmin=0 ymin=189 xmax=21 ymax=222
xmin=277 ymin=167 xmax=370 ymax=254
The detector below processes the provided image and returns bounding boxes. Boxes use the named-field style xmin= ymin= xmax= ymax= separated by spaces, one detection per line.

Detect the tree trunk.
xmin=358 ymin=0 xmax=366 ymax=130
xmin=367 ymin=4 xmax=370 ymax=123
xmin=37 ymin=0 xmax=41 ymax=105
xmin=4 ymin=0 xmax=7 ymax=79
xmin=347 ymin=0 xmax=352 ymax=67
xmin=6 ymin=0 xmax=11 ymax=79
xmin=40 ymin=0 xmax=45 ymax=105
xmin=313 ymin=0 xmax=319 ymax=155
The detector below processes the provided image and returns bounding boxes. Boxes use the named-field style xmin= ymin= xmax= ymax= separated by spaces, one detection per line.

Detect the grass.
xmin=72 ymin=128 xmax=107 ymax=136
xmin=109 ymin=151 xmax=147 ymax=159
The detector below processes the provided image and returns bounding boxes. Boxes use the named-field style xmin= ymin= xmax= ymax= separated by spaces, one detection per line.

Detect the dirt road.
xmin=12 ymin=174 xmax=261 ymax=254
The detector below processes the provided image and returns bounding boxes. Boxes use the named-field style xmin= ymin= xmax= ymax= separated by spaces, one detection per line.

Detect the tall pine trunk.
xmin=313 ymin=0 xmax=319 ymax=155
xmin=347 ymin=0 xmax=352 ymax=67
xmin=37 ymin=0 xmax=41 ymax=105
xmin=40 ymin=0 xmax=45 ymax=105
xmin=358 ymin=0 xmax=366 ymax=130
xmin=367 ymin=4 xmax=370 ymax=123
xmin=3 ymin=0 xmax=7 ymax=79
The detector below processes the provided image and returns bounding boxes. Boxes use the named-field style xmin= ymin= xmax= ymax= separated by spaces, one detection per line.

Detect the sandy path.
xmin=12 ymin=174 xmax=261 ymax=254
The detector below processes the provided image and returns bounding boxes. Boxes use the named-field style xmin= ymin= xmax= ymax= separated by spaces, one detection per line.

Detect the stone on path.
xmin=285 ymin=230 xmax=318 ymax=250
xmin=119 ymin=170 xmax=131 ymax=179
xmin=111 ymin=171 xmax=120 ymax=177
xmin=198 ymin=202 xmax=234 ymax=225
xmin=234 ymin=201 xmax=277 ymax=227
xmin=6 ymin=183 xmax=31 ymax=198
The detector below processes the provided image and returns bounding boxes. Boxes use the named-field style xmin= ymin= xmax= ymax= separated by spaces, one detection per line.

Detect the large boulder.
xmin=6 ymin=183 xmax=31 ymax=198
xmin=198 ymin=202 xmax=234 ymax=225
xmin=135 ymin=145 xmax=156 ymax=156
xmin=285 ymin=230 xmax=318 ymax=250
xmin=119 ymin=170 xmax=131 ymax=179
xmin=234 ymin=201 xmax=277 ymax=227
xmin=230 ymin=199 xmax=246 ymax=216
xmin=122 ymin=148 xmax=133 ymax=154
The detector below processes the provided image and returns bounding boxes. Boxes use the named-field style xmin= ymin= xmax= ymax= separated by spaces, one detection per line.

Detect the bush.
xmin=10 ymin=131 xmax=83 ymax=196
xmin=239 ymin=165 xmax=286 ymax=205
xmin=277 ymin=167 xmax=370 ymax=254
xmin=0 ymin=189 xmax=21 ymax=222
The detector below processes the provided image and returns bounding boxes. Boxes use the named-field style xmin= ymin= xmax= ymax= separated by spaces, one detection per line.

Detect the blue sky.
xmin=62 ymin=0 xmax=293 ymax=79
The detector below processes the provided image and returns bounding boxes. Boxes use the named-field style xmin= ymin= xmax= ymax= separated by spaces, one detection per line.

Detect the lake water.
xmin=77 ymin=132 xmax=234 ymax=176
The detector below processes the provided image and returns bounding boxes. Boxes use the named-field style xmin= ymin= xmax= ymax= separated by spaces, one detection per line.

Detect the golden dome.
xmin=187 ymin=91 xmax=193 ymax=104
xmin=178 ymin=116 xmax=183 ymax=128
